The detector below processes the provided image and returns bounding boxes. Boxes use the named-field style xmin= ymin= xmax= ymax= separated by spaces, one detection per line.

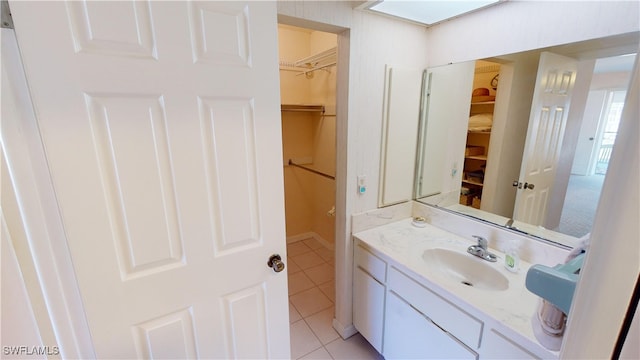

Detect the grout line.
xmin=289 ymin=237 xmax=337 ymax=359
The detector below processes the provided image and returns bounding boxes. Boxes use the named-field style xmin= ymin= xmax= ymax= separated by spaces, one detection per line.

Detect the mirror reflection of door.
xmin=513 ymin=52 xmax=578 ymax=226
xmin=414 ymin=46 xmax=636 ymax=242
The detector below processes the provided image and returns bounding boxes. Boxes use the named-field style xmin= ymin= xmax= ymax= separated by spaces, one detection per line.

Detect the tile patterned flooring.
xmin=287 ymin=238 xmax=383 ymax=360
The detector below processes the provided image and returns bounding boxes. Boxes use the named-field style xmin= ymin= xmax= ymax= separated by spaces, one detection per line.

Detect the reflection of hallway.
xmin=555 ymin=174 xmax=605 ymax=237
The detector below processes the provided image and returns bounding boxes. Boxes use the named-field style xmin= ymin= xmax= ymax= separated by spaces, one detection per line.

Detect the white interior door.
xmin=10 ymin=1 xmax=289 ymax=358
xmin=415 ymin=62 xmax=474 ymax=200
xmin=513 ymin=52 xmax=577 ymax=225
xmin=571 ymin=89 xmax=607 ymax=176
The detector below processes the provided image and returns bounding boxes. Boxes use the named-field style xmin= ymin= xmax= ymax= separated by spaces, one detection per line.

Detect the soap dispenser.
xmin=504 ymin=238 xmax=520 ymax=273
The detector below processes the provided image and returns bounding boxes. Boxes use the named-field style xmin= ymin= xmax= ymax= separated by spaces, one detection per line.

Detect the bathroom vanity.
xmin=353 ymin=219 xmax=558 ymax=359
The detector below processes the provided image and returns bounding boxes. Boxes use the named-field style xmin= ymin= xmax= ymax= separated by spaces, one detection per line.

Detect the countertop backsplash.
xmin=351 ymin=201 xmax=570 ymax=266
xmin=412 ymin=201 xmax=571 ymax=266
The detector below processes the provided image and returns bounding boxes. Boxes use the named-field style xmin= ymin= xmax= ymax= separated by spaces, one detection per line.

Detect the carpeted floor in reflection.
xmin=555 ymin=174 xmax=605 ymax=238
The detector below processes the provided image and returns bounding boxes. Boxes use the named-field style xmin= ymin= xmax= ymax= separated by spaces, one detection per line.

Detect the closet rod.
xmin=281 ymin=104 xmax=325 ymax=113
xmin=288 ymin=160 xmax=335 ymax=180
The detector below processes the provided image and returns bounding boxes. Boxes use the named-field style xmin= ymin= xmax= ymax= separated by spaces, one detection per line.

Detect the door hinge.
xmin=1 ymin=0 xmax=14 ymax=29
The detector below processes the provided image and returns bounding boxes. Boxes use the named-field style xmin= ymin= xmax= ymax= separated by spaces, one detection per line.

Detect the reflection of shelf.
xmin=281 ymin=104 xmax=325 ymax=113
xmin=465 ymin=155 xmax=487 ymax=161
xmin=471 ymin=101 xmax=495 ymax=105
xmin=462 ymin=180 xmax=484 ymax=187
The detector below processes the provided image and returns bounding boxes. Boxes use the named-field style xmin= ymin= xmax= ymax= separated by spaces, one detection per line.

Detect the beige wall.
xmin=279 ymin=25 xmax=337 ymax=245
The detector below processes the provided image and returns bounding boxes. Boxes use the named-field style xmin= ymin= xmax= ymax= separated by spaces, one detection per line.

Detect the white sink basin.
xmin=422 ymin=248 xmax=509 ymax=291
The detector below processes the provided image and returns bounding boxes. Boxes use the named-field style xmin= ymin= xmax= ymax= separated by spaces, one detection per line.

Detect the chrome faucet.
xmin=467 ymin=235 xmax=497 ymax=262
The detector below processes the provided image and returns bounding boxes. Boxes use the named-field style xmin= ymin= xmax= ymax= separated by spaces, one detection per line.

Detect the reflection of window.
xmin=602 ymin=93 xmax=624 ymax=145
xmin=596 ymin=90 xmax=626 ymax=174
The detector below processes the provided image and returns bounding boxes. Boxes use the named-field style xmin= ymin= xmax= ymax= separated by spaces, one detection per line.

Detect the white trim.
xmin=1 ymin=28 xmax=95 ymax=358
xmin=286 ymin=231 xmax=335 ymax=251
xmin=332 ymin=318 xmax=358 ymax=340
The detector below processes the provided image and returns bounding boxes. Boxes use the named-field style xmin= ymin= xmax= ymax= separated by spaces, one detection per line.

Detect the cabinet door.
xmin=481 ymin=329 xmax=540 ymax=359
xmin=383 ymin=292 xmax=477 ymax=360
xmin=353 ymin=267 xmax=385 ymax=353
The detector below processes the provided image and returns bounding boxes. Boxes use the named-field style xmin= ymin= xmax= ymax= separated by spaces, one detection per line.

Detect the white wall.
xmin=1 ymin=153 xmax=46 ymax=360
xmin=572 ymin=89 xmax=607 ymax=175
xmin=426 ymin=1 xmax=640 ymax=66
xmin=1 ymin=28 xmax=93 ymax=358
xmin=561 ymin=53 xmax=639 ymax=359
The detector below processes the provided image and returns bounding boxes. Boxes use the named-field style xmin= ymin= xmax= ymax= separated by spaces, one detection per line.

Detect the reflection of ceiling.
xmin=594 ymin=54 xmax=636 ymax=73
xmin=486 ymin=32 xmax=639 ymax=70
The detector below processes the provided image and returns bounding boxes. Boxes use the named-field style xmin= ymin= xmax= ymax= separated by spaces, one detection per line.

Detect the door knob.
xmin=267 ymin=254 xmax=285 ymax=273
xmin=524 ymin=182 xmax=535 ymax=190
xmin=512 ymin=180 xmax=521 ymax=188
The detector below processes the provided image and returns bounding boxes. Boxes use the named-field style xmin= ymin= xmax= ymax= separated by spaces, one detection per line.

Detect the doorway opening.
xmin=558 ymin=54 xmax=636 ymax=237
xmin=277 ymin=24 xmax=340 ymax=358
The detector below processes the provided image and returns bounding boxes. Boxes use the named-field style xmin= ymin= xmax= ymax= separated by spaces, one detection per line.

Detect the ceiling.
xmin=356 ymin=0 xmax=506 ymax=26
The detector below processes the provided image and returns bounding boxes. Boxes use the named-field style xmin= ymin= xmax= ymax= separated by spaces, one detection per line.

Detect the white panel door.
xmin=10 ymin=1 xmax=289 ymax=358
xmin=416 ymin=62 xmax=474 ymax=199
xmin=514 ymin=52 xmax=577 ymax=225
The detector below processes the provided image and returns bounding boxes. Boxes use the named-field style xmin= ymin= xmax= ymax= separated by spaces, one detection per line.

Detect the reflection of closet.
xmin=460 ymin=62 xmax=500 ymax=209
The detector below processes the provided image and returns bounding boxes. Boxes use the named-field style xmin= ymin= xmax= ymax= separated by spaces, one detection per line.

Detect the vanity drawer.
xmin=355 ymin=244 xmax=387 ymax=283
xmin=388 ymin=267 xmax=483 ymax=348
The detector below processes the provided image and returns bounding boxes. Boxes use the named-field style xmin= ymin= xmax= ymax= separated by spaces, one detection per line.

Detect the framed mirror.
xmin=414 ymin=33 xmax=639 ymax=248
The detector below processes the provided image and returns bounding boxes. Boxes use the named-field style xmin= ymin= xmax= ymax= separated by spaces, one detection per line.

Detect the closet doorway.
xmin=278 ymin=24 xmax=340 ymax=357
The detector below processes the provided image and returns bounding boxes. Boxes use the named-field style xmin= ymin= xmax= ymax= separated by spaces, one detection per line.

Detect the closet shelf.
xmin=462 ymin=180 xmax=484 ymax=187
xmin=281 ymin=104 xmax=325 ymax=113
xmin=279 ymin=46 xmax=337 ymax=76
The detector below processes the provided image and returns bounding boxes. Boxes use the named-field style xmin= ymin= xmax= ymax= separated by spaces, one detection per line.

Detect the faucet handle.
xmin=472 ymin=235 xmax=488 ymax=249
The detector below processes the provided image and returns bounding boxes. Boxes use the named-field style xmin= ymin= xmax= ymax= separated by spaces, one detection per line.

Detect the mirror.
xmin=414 ymin=33 xmax=639 ymax=248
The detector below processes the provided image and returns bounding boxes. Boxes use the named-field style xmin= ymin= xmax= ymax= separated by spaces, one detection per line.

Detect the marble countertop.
xmin=353 ymin=218 xmax=558 ymax=359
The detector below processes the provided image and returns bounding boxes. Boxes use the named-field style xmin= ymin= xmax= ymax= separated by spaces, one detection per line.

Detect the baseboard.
xmin=286 ymin=232 xmax=315 ymax=244
xmin=332 ymin=318 xmax=358 ymax=340
xmin=286 ymin=231 xmax=335 ymax=251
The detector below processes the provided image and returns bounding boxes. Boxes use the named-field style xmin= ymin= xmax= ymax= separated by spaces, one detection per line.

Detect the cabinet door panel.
xmin=355 ymin=245 xmax=387 ymax=283
xmin=383 ymin=292 xmax=477 ymax=360
xmin=482 ymin=329 xmax=540 ymax=359
xmin=388 ymin=267 xmax=482 ymax=348
xmin=353 ymin=267 xmax=385 ymax=352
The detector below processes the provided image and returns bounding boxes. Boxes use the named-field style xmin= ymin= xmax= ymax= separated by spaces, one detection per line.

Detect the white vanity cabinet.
xmin=352 ymin=236 xmax=552 ymax=360
xmin=353 ymin=241 xmax=479 ymax=359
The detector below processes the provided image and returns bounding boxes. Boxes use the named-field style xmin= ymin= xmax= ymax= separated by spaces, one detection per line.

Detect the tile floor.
xmin=287 ymin=238 xmax=383 ymax=360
